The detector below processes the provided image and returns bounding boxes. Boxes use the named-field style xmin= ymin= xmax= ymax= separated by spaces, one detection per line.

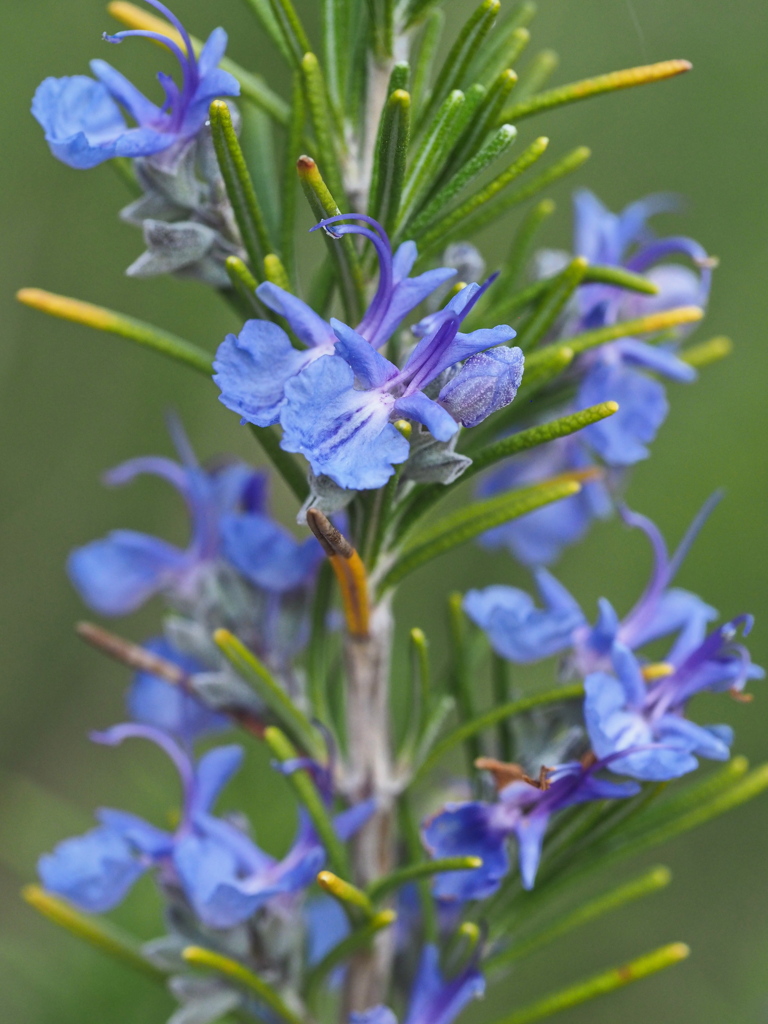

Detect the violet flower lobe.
xmin=213 ymin=216 xmax=456 ymax=429
xmin=39 ymin=724 xmax=370 ymax=929
xmin=32 ymin=1 xmax=239 ymax=170
xmin=68 ymin=423 xmax=319 ymax=616
xmin=423 ymin=760 xmax=639 ymax=896
xmin=351 ymin=944 xmax=484 ymax=1024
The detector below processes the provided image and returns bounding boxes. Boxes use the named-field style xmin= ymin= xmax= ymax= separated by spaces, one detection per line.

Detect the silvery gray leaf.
xmin=127 ymin=220 xmax=218 ymax=278
xmin=142 ymin=934 xmax=189 ymax=971
xmin=532 ymin=247 xmax=571 ymax=281
xmin=403 ymin=427 xmax=472 ymax=485
xmin=173 ymin=254 xmax=232 ymax=289
xmin=168 ymin=977 xmax=241 ymax=1024
xmin=189 ymin=669 xmax=265 ymax=717
xmin=135 ymin=147 xmax=206 ymax=211
xmin=511 ymin=695 xmax=587 ymax=774
xmin=297 ymin=471 xmax=356 ymax=525
xmin=443 ymin=241 xmax=486 ymax=283
xmin=120 ymin=192 xmax=188 ymax=227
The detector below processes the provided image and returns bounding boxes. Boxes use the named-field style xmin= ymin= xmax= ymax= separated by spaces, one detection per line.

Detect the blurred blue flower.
xmin=214 ymin=216 xmax=456 ymax=428
xmin=351 ymin=944 xmax=484 ymax=1024
xmin=479 ymin=189 xmax=712 ymax=564
xmin=32 ymin=1 xmax=238 ymax=170
xmin=585 ymin=619 xmax=762 ymax=781
xmin=39 ymin=724 xmax=371 ymax=928
xmin=423 ymin=760 xmax=639 ymax=895
xmin=126 ymin=636 xmax=229 ymax=745
xmin=68 ymin=421 xmax=320 ymax=615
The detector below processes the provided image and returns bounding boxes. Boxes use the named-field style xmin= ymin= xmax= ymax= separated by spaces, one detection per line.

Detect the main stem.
xmin=342 ymin=595 xmax=397 ymax=1015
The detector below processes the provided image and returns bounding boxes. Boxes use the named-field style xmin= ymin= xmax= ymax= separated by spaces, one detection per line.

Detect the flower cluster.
xmin=26 ymin=2 xmax=763 ymax=1023
xmin=479 ymin=190 xmax=713 ymax=565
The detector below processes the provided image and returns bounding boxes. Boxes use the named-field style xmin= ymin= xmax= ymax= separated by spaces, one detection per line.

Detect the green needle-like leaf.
xmin=414 ymin=684 xmax=585 ymax=783
xmin=419 ymin=0 xmax=501 ymax=127
xmin=681 ymin=335 xmax=733 ymax=367
xmin=368 ymin=89 xmax=412 ymax=231
xmin=183 ymin=946 xmax=303 ymax=1024
xmin=525 ymin=305 xmax=704 ymax=371
xmin=214 ymin=630 xmax=324 ymax=758
xmin=301 ymin=52 xmax=348 ymax=205
xmin=264 ymin=726 xmax=352 ymax=880
xmin=492 ymin=942 xmax=689 ymax=1024
xmin=225 ymin=256 xmax=267 ymax=318
xmin=209 ymin=100 xmax=272 ymax=277
xmin=448 ymin=592 xmax=482 ymax=777
xmin=304 ymin=910 xmax=397 ymax=1005
xmin=406 ymin=124 xmax=518 ymax=238
xmin=17 ymin=289 xmax=213 ymax=376
xmin=583 ymin=264 xmax=660 ymax=294
xmin=514 ymin=257 xmax=590 ymax=351
xmin=266 ymin=0 xmax=312 ymax=68
xmin=413 ymin=135 xmax=550 ymax=252
xmin=264 ymin=254 xmax=292 ymax=290
xmin=367 ymin=857 xmax=483 ymax=901
xmin=465 ymin=402 xmax=619 ymax=473
xmin=508 ymin=48 xmax=559 ymax=108
xmin=248 ymin=424 xmax=309 ymax=503
xmin=281 ymin=74 xmax=305 ymax=286
xmin=422 ymin=145 xmax=591 ymax=257
xmin=503 ymin=59 xmax=693 ymax=123
xmin=318 ymin=870 xmax=375 ymax=918
xmin=298 ymin=155 xmax=366 ymax=322
xmin=446 ymin=69 xmax=518 ymax=175
xmin=23 ymin=885 xmax=164 ymax=981
xmin=487 ymin=866 xmax=672 ymax=972
xmin=410 ymin=8 xmax=444 ymax=113
xmin=470 ymin=20 xmax=532 ymax=86
xmin=379 ymin=476 xmax=584 ymax=593
xmin=239 ymin=0 xmax=293 ymax=64
xmin=323 ymin=0 xmax=351 ymax=117
xmin=107 ymin=2 xmax=289 ymax=122
xmin=481 ymin=197 xmax=556 ymax=320
xmin=397 ymin=90 xmax=468 ymax=228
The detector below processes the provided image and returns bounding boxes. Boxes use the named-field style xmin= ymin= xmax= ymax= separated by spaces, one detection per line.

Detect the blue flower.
xmin=585 ymin=620 xmax=762 ymax=781
xmin=126 ymin=636 xmax=229 ymax=745
xmin=39 ymin=724 xmax=371 ymax=928
xmin=478 ymin=436 xmax=613 ymax=567
xmin=279 ymin=282 xmax=519 ymax=490
xmin=423 ymin=760 xmax=639 ymax=896
xmin=214 ymin=216 xmax=457 ymax=428
xmin=469 ymin=499 xmax=732 ymax=675
xmin=68 ymin=421 xmax=319 ymax=615
xmin=32 ymin=1 xmax=239 ymax=170
xmin=351 ymin=944 xmax=484 ymax=1024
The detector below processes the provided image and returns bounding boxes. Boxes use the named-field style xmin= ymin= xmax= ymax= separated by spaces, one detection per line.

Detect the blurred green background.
xmin=1 ymin=0 xmax=767 ymax=1021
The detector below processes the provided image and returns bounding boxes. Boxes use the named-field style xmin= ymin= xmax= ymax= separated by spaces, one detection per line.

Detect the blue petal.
xmin=214 ymin=319 xmax=312 ymax=427
xmin=173 ymin=833 xmax=267 ymax=928
xmin=394 ymin=392 xmax=458 ymax=442
xmin=127 ymin=636 xmax=229 ymax=742
xmin=573 ymin=189 xmax=618 ymax=264
xmin=463 ymin=584 xmax=582 ymax=663
xmin=514 ymin=812 xmax=550 ymax=890
xmin=333 ymin=799 xmax=377 ymax=842
xmin=305 ymin=895 xmax=350 ymax=967
xmin=331 ymin=320 xmax=398 ymax=388
xmin=193 ymin=745 xmax=245 ymax=815
xmin=221 ymin=512 xmax=321 ymax=592
xmin=405 ymin=944 xmax=485 ymax=1024
xmin=351 ymin=1010 xmax=398 ymax=1024
xmin=579 ymin=363 xmax=669 ymax=465
xmin=423 ymin=803 xmax=509 ymax=902
xmin=67 ymin=530 xmax=189 ymax=615
xmin=197 ymin=27 xmax=229 ymax=76
xmin=32 ymin=76 xmax=168 ymax=168
xmin=615 ymin=339 xmax=696 ymax=382
xmin=257 ymin=284 xmax=338 ymax=350
xmin=281 ymin=356 xmax=409 ymax=489
xmin=96 ymin=808 xmax=173 ymax=857
xmin=89 ymin=59 xmax=161 ymax=125
xmin=439 ymin=345 xmax=524 ymax=428
xmin=656 ymin=715 xmax=732 ymax=761
xmin=38 ymin=827 xmax=145 ymax=913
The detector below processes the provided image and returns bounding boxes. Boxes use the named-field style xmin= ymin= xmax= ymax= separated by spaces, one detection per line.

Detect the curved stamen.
xmin=667 ymin=490 xmax=723 ymax=580
xmin=143 ymin=0 xmax=197 ymax=68
xmin=312 ymin=215 xmax=394 ymax=342
xmin=91 ymin=723 xmax=195 ymax=807
xmin=104 ymin=30 xmax=190 ymax=75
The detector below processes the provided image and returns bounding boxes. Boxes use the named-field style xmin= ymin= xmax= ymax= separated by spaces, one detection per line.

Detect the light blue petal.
xmin=89 ymin=59 xmax=161 ymax=125
xmin=423 ymin=803 xmax=509 ymax=903
xmin=405 ymin=944 xmax=485 ymax=1024
xmin=214 ymin=319 xmax=312 ymax=427
xmin=193 ymin=746 xmax=245 ymax=815
xmin=67 ymin=530 xmax=189 ymax=616
xmin=38 ymin=827 xmax=145 ymax=913
xmin=281 ymin=356 xmax=408 ymax=490
xmin=96 ymin=809 xmax=173 ymax=857
xmin=394 ymin=392 xmax=458 ymax=442
xmin=514 ymin=812 xmax=549 ymax=890
xmin=257 ymin=283 xmax=338 ymax=350
xmin=579 ymin=363 xmax=668 ymax=465
xmin=331 ymin=319 xmax=398 ymax=388
xmin=616 ymin=339 xmax=697 ymax=382
xmin=221 ymin=513 xmax=321 ymax=592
